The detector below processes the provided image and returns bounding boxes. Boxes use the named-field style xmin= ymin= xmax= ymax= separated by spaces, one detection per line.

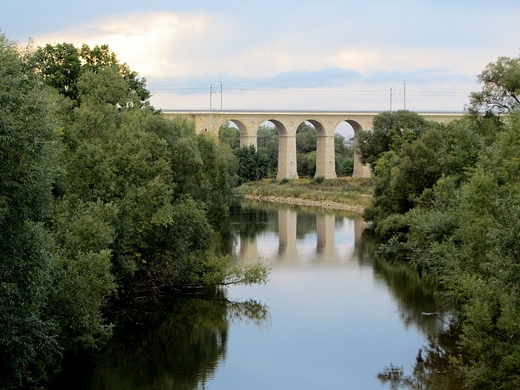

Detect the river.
xmin=51 ymin=201 xmax=459 ymax=389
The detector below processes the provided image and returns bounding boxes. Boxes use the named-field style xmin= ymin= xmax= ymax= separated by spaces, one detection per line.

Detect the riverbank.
xmin=234 ymin=177 xmax=374 ymax=214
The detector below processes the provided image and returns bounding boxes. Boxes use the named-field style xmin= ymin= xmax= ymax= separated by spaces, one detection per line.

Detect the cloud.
xmin=32 ymin=10 xmax=489 ymax=81
xmin=30 ymin=9 xmax=498 ymax=111
xmin=34 ymin=11 xmax=233 ymax=78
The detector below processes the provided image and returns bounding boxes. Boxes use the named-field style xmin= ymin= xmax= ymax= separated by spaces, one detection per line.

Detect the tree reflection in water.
xmin=366 ymin=234 xmax=463 ymax=389
xmin=377 ymin=321 xmax=462 ymax=390
xmin=56 ymin=287 xmax=270 ymax=390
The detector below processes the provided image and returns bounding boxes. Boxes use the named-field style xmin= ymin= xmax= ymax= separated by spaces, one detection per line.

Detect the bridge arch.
xmin=165 ymin=110 xmax=465 ymax=179
xmin=226 ymin=119 xmax=257 ymax=147
xmin=268 ymin=119 xmax=297 ymax=179
xmin=332 ymin=119 xmax=371 ymax=178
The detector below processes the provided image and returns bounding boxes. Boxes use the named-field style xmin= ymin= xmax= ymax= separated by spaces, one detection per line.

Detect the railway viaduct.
xmin=163 ymin=110 xmax=465 ymax=179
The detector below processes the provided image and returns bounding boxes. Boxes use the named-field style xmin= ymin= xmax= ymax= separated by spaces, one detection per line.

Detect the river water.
xmin=53 ymin=201 xmax=458 ymax=389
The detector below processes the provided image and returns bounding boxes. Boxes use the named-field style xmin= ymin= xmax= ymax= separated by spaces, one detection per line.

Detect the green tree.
xmin=33 ymin=43 xmax=150 ymax=107
xmin=334 ymin=133 xmax=354 ymax=176
xmin=32 ymin=42 xmax=81 ymax=100
xmin=357 ymin=110 xmax=428 ymax=169
xmin=0 ymin=33 xmax=60 ymax=389
xmin=296 ymin=122 xmax=316 ymax=154
xmin=257 ymin=125 xmax=279 ymax=177
xmin=234 ymin=145 xmax=268 ymax=183
xmin=218 ymin=121 xmax=240 ymax=149
xmin=1 ymin=33 xmax=268 ymax=389
xmin=469 ymin=55 xmax=520 ymax=114
xmin=365 ymin=114 xmax=520 ymax=388
xmin=296 ymin=123 xmax=317 ymax=176
xmin=362 ymin=54 xmax=520 ymax=389
xmin=363 ymin=127 xmax=445 ymax=227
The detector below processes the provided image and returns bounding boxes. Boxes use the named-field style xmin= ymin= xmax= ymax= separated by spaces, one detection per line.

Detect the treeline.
xmin=0 ymin=35 xmax=266 ymax=389
xmin=219 ymin=121 xmax=354 ymax=182
xmin=359 ymin=55 xmax=520 ymax=389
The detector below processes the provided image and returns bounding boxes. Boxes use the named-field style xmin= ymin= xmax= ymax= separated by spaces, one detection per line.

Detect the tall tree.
xmin=0 ymin=33 xmax=60 ymax=389
xmin=31 ymin=42 xmax=81 ymax=100
xmin=356 ymin=110 xmax=428 ymax=169
xmin=469 ymin=55 xmax=520 ymax=114
xmin=33 ymin=43 xmax=150 ymax=107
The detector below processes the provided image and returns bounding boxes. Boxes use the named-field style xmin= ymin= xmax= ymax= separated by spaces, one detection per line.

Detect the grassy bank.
xmin=234 ymin=177 xmax=374 ymax=213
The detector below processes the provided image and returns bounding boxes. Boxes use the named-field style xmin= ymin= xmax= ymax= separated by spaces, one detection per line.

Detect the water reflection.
xmin=235 ymin=202 xmax=365 ymax=265
xmin=53 ymin=289 xmax=270 ymax=390
xmin=377 ymin=321 xmax=462 ymax=389
xmin=52 ymin=201 xmax=460 ymax=389
xmin=226 ymin=201 xmax=458 ymax=389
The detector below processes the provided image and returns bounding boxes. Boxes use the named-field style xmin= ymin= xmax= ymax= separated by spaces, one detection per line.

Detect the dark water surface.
xmin=53 ymin=202 xmax=458 ymax=389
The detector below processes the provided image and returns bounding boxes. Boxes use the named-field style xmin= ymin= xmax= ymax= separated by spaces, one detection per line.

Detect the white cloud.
xmin=33 ymin=8 xmax=518 ymax=82
xmin=34 ymin=12 xmax=230 ymax=78
xmin=31 ymin=9 xmax=513 ymax=111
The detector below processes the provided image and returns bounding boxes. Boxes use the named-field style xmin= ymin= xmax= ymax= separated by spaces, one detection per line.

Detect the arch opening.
xmin=218 ymin=120 xmax=240 ymax=149
xmin=257 ymin=120 xmax=280 ymax=178
xmin=296 ymin=121 xmax=318 ymax=178
xmin=339 ymin=119 xmax=371 ymax=178
xmin=334 ymin=122 xmax=355 ymax=177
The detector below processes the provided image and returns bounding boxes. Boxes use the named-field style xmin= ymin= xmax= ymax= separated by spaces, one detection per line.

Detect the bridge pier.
xmin=315 ymin=133 xmax=337 ymax=179
xmin=277 ymin=125 xmax=299 ymax=180
xmin=240 ymin=134 xmax=257 ymax=148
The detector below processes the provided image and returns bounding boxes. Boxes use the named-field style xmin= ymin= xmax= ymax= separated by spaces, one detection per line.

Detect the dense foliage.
xmin=356 ymin=110 xmax=435 ymax=170
xmin=0 ymin=36 xmax=266 ymax=390
xmin=363 ymin=54 xmax=520 ymax=389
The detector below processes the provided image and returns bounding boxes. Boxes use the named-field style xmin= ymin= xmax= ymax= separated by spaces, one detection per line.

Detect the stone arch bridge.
xmin=163 ymin=110 xmax=464 ymax=179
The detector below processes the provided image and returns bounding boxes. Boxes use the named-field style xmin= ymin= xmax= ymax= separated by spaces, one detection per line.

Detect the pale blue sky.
xmin=2 ymin=0 xmax=519 ymax=111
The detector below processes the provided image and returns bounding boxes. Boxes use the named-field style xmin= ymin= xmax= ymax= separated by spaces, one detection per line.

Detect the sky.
xmin=2 ymin=0 xmax=520 ymax=112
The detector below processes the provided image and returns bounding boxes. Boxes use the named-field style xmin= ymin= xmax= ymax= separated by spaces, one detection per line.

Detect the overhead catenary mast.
xmin=403 ymin=81 xmax=406 ymax=110
xmin=210 ymin=84 xmax=214 ymax=110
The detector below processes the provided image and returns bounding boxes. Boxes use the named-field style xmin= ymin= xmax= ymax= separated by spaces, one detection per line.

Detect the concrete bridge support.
xmin=277 ymin=122 xmax=298 ymax=179
xmin=315 ymin=132 xmax=337 ymax=179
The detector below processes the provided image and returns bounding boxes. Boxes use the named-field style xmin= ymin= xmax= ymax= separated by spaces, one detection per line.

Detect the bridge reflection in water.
xmin=236 ymin=206 xmax=365 ymax=265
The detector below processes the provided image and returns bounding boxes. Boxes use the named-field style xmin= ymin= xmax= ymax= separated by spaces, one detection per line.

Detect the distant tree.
xmin=357 ymin=110 xmax=428 ymax=169
xmin=469 ymin=55 xmax=520 ymax=114
xmin=296 ymin=122 xmax=316 ymax=154
xmin=234 ymin=145 xmax=268 ymax=183
xmin=300 ymin=151 xmax=317 ymax=177
xmin=218 ymin=122 xmax=240 ymax=149
xmin=296 ymin=123 xmax=317 ymax=176
xmin=257 ymin=125 xmax=279 ymax=177
xmin=334 ymin=133 xmax=354 ymax=176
